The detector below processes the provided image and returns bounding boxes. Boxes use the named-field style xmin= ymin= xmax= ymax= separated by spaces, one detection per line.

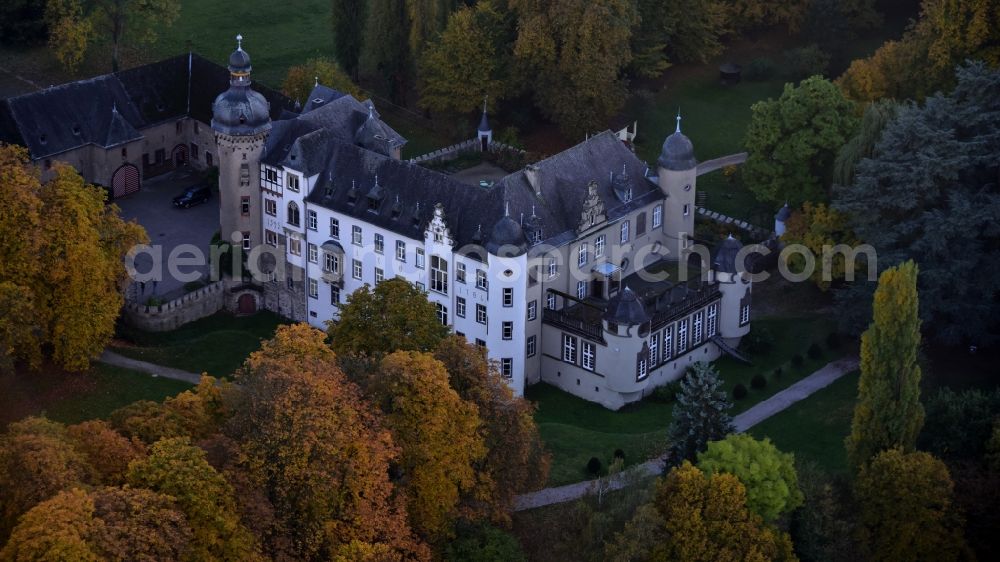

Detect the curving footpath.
xmin=100 ymin=350 xmax=203 ymax=385
xmin=514 ymin=356 xmax=860 ymax=511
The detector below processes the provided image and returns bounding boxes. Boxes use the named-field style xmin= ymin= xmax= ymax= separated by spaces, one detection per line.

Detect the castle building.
xmin=209 ymin=39 xmax=752 ymax=408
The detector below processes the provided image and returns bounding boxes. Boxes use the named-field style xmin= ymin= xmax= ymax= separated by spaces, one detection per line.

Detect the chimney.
xmin=525 ymin=164 xmax=540 ymax=196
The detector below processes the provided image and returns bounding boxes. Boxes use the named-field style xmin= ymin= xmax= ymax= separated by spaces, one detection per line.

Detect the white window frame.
xmin=476 ymin=269 xmax=488 ymax=290
xmin=308 ymin=278 xmax=318 ymax=299
xmin=663 ymin=325 xmax=673 ymax=361
xmin=352 ymin=259 xmax=362 ymax=280
xmin=324 ymin=252 xmax=339 ymax=273
xmin=329 ymin=217 xmax=340 ymax=238
xmin=741 ymin=302 xmax=750 ymax=325
xmin=502 ymin=321 xmax=513 ymax=340
xmin=693 ymin=312 xmax=704 ymax=345
xmin=287 ymin=174 xmax=300 ymax=192
xmin=707 ymin=303 xmax=718 ymax=337
xmin=527 ymin=300 xmax=537 ymax=321
xmin=330 ymin=284 xmax=340 ymax=305
xmin=501 ymin=358 xmax=513 ymax=378
xmin=547 ymin=293 xmax=556 ymax=310
xmin=683 ymin=204 xmax=690 ymax=216
xmin=430 ymin=255 xmax=448 ymax=294
xmin=649 ymin=332 xmax=659 ymax=366
xmin=562 ymin=334 xmax=577 ymax=364
xmin=374 ymin=233 xmax=384 ymax=254
xmin=416 ymin=248 xmax=426 ymax=269
xmin=547 ymin=259 xmax=558 ymax=279
xmin=652 ymin=204 xmax=663 ymax=228
xmin=374 ymin=267 xmax=384 ymax=285
xmin=637 ymin=357 xmax=648 ymax=381
xmin=527 ymin=336 xmax=536 ymax=357
xmin=307 ymin=209 xmax=317 ymax=230
xmin=503 ymin=287 xmax=513 ymax=307
xmin=595 ymin=235 xmax=606 ymax=258
xmin=289 ymin=237 xmax=301 ymax=256
xmin=435 ymin=303 xmax=448 ymax=326
xmin=578 ymin=243 xmax=588 ymax=267
xmin=456 ymin=262 xmax=466 ymax=283
xmin=308 ymin=243 xmax=318 ymax=263
xmin=396 ymin=240 xmax=406 ymax=261
xmin=476 ymin=303 xmax=487 ymax=325
xmin=265 ymin=198 xmax=277 ymax=216
xmin=265 ymin=229 xmax=277 ymax=247
xmin=582 ymin=341 xmax=595 ymax=371
xmin=620 ymin=221 xmax=629 ymax=243
xmin=678 ymin=318 xmax=688 ymax=354
xmin=456 ymin=296 xmax=466 ymax=318
xmin=577 ymin=280 xmax=587 ymax=300
xmin=352 ymin=225 xmax=362 ymax=246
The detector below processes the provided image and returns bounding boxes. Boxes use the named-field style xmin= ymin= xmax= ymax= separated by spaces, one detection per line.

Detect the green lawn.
xmin=529 ymin=314 xmax=840 ymax=486
xmin=0 ymin=363 xmax=192 ymax=427
xmin=750 ymin=370 xmax=859 ymax=474
xmin=113 ymin=311 xmax=288 ymax=378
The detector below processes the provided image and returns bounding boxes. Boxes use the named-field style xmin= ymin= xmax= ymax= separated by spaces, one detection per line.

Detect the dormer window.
xmin=368 ymin=196 xmax=380 ymax=212
xmin=313 ymin=98 xmax=324 ymax=104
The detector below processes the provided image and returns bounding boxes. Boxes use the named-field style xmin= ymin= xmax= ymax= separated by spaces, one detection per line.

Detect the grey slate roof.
xmin=0 ymin=53 xmax=295 ymax=160
xmin=658 ymin=131 xmax=697 ymax=171
xmin=305 ymin=130 xmax=663 ymax=255
xmin=478 ymin=110 xmax=490 ymax=132
xmin=775 ymin=203 xmax=791 ymax=221
xmin=302 ymin=84 xmax=346 ymax=113
xmin=603 ymin=286 xmax=650 ymax=325
xmin=713 ymin=234 xmax=744 ymax=274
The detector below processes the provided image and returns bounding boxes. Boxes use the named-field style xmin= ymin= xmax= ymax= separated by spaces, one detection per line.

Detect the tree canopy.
xmin=834 ymin=62 xmax=1000 ymax=345
xmin=664 ymin=362 xmax=734 ymax=468
xmin=697 ymin=434 xmax=804 ymax=521
xmin=743 ymin=76 xmax=859 ymax=206
xmin=282 ymin=57 xmax=361 ymax=103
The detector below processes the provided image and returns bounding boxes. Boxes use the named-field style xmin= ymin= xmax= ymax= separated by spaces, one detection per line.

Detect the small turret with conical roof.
xmin=477 ymin=96 xmax=493 ymax=151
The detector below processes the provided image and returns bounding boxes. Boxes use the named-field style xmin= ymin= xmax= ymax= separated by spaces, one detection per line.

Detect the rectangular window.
xmin=476 ymin=338 xmax=486 ymax=348
xmin=501 ymin=358 xmax=513 ymax=378
xmin=375 ymin=267 xmax=384 ymax=285
xmin=416 ymin=248 xmax=425 ymax=269
xmin=527 ymin=335 xmax=536 ymax=357
xmin=352 ymin=259 xmax=362 ymax=280
xmin=502 ymin=321 xmax=513 ymax=340
xmin=476 ymin=303 xmax=487 ymax=325
xmin=678 ymin=318 xmax=689 ymax=354
xmin=693 ymin=312 xmax=704 ymax=345
xmin=265 ymin=199 xmax=277 ymax=216
xmin=527 ymin=300 xmax=537 ymax=321
xmin=241 ymin=232 xmax=251 ymax=251
xmin=287 ymin=174 xmax=300 ymax=192
xmin=352 ymin=225 xmax=362 ymax=246
xmin=308 ymin=243 xmax=318 ymax=263
xmin=396 ymin=240 xmax=406 ymax=261
xmin=562 ymin=334 xmax=577 ymax=364
xmin=595 ymin=235 xmax=606 ymax=258
xmin=663 ymin=325 xmax=674 ymax=361
xmin=435 ymin=303 xmax=448 ymax=325
xmin=430 ymin=255 xmax=448 ymax=294
xmin=582 ymin=341 xmax=595 ymax=371
xmin=416 ymin=281 xmax=425 ymax=291
xmin=547 ymin=259 xmax=558 ymax=279
xmin=578 ymin=243 xmax=588 ymax=267
xmin=289 ymin=238 xmax=302 ymax=256
xmin=264 ymin=168 xmax=278 ymax=183
xmin=456 ymin=296 xmax=466 ymax=318
xmin=637 ymin=358 xmax=648 ymax=381
xmin=330 ymin=284 xmax=340 ymax=305
xmin=503 ymin=287 xmax=513 ymax=307
xmin=707 ymin=304 xmax=718 ymax=337
xmin=741 ymin=303 xmax=750 ymax=325
xmin=374 ymin=233 xmax=384 ymax=254
xmin=652 ymin=205 xmax=662 ymax=228
xmin=190 ymin=143 xmax=198 ymax=160
xmin=649 ymin=332 xmax=659 ymax=366
xmin=577 ymin=281 xmax=587 ymax=300
xmin=547 ymin=293 xmax=556 ymax=310
xmin=683 ymin=204 xmax=690 ymax=216
xmin=636 ymin=212 xmax=646 ymax=236
xmin=324 ymin=252 xmax=339 ymax=273
xmin=476 ymin=269 xmax=487 ymax=290
xmin=308 ymin=278 xmax=318 ymax=299
xmin=307 ymin=210 xmax=317 ymax=230
xmin=286 ymin=277 xmax=294 ymax=290
xmin=240 ymin=164 xmax=251 ymax=187
xmin=329 ymin=218 xmax=340 ymax=238
xmin=620 ymin=221 xmax=630 ymax=243
xmin=456 ymin=262 xmax=466 ymax=283
xmin=265 ymin=229 xmax=277 ymax=247
xmin=240 ymin=196 xmax=250 ymax=215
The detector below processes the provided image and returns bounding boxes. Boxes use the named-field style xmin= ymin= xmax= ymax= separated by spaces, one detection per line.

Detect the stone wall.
xmin=123 ymin=280 xmax=226 ymax=331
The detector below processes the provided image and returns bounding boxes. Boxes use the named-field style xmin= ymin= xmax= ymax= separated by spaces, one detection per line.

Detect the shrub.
xmin=826 ymin=332 xmax=842 ymax=350
xmin=651 ymin=380 xmax=682 ymax=403
xmin=614 ymin=449 xmax=626 ymax=462
xmin=807 ymin=343 xmax=823 ymax=360
xmin=745 ymin=57 xmax=776 ymax=81
xmin=792 ymin=354 xmax=805 ymax=368
xmin=751 ymin=374 xmax=767 ymax=389
xmin=773 ymin=367 xmax=783 ymax=379
xmin=586 ymin=457 xmax=602 ymax=475
xmin=782 ymin=44 xmax=830 ymax=80
xmin=733 ymin=383 xmax=748 ymax=400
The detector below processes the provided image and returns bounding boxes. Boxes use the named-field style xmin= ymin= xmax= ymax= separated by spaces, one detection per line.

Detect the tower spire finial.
xmin=675 ymin=108 xmax=682 ymax=133
xmin=505 ymin=200 xmax=510 ymax=217
xmin=483 ymin=95 xmax=488 ymax=115
xmin=314 ymin=75 xmax=318 ymax=87
xmin=236 ymin=34 xmax=243 ymax=51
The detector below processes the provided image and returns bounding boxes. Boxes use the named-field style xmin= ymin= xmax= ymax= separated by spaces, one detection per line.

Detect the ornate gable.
xmin=579 ymin=180 xmax=607 ymax=232
xmin=426 ymin=203 xmax=454 ymax=246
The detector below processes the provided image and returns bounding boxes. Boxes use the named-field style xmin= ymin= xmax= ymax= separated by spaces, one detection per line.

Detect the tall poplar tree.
xmin=331 ymin=0 xmax=367 ymax=80
xmin=360 ymin=0 xmax=412 ymax=105
xmin=845 ymin=260 xmax=925 ymax=470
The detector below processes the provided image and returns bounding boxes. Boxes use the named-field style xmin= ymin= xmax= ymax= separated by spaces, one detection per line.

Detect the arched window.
xmin=287 ymin=202 xmax=300 ymax=226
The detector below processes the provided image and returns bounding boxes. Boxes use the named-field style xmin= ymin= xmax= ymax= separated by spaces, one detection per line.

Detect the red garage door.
xmin=111 ymin=163 xmax=140 ymax=198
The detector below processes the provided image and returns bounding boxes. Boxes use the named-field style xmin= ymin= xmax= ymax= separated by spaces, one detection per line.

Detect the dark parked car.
xmin=173 ymin=184 xmax=212 ymax=208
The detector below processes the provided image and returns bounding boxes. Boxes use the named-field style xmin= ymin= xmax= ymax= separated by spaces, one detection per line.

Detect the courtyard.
xmin=114 ymin=167 xmax=220 ymax=301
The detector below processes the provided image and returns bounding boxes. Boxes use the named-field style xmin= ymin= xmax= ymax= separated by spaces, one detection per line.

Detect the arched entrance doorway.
xmin=111 ymin=163 xmax=140 ymax=199
xmin=172 ymin=144 xmax=188 ymax=166
xmin=237 ymin=293 xmax=256 ymax=315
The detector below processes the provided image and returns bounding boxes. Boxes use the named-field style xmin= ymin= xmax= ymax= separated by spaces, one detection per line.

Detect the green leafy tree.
xmin=664 ymin=362 xmax=734 ymax=468
xmin=328 ymin=277 xmax=449 ymax=358
xmin=405 ymin=0 xmax=457 ymax=61
xmin=282 ymin=57 xmax=361 ymax=103
xmin=919 ymin=387 xmax=1000 ymax=460
xmin=855 ymin=448 xmax=970 ymax=561
xmin=696 ymin=434 xmax=804 ymax=521
xmin=418 ymin=2 xmax=511 ymax=115
xmin=743 ymin=76 xmax=859 ymax=205
xmin=332 ymin=0 xmax=367 ymax=80
xmin=832 ymin=99 xmax=898 ymax=186
xmin=445 ymin=524 xmax=526 ymax=562
xmin=126 ymin=437 xmax=263 ymax=561
xmin=630 ymin=0 xmax=726 ymax=77
xmin=790 ymin=462 xmax=861 ymax=562
xmin=834 ymin=62 xmax=1000 ymax=345
xmin=653 ymin=461 xmax=797 ymax=561
xmin=780 ymin=202 xmax=862 ymax=290
xmin=360 ymin=0 xmax=411 ymax=105
xmin=721 ymin=0 xmax=810 ymax=33
xmin=845 ymin=261 xmax=924 ymax=470
xmin=511 ymin=0 xmax=639 ymax=138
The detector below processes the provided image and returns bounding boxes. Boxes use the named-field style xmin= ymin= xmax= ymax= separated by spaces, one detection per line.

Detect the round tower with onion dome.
xmin=212 ymin=34 xmax=271 ymax=254
xmin=657 ymin=110 xmax=698 ymax=260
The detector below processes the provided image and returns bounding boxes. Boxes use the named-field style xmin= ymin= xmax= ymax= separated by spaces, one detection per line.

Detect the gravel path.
xmin=514 ymin=356 xmax=860 ymax=511
xmin=100 ymin=350 xmax=203 ymax=385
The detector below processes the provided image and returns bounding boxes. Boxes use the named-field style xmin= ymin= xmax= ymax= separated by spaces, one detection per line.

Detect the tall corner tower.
xmin=211 ymin=34 xmax=271 ymax=252
xmin=656 ymin=112 xmax=698 ymax=260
